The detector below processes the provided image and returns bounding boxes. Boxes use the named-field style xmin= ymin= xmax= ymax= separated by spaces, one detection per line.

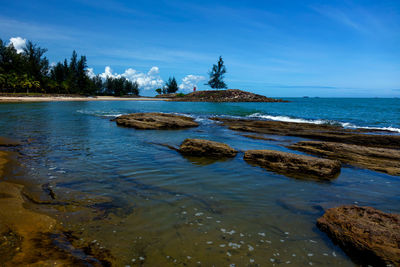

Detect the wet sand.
xmin=0 ymin=96 xmax=169 ymax=103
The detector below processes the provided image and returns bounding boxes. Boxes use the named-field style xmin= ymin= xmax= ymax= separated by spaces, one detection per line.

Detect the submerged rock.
xmin=114 ymin=112 xmax=198 ymax=130
xmin=244 ymin=150 xmax=341 ymax=180
xmin=179 ymin=138 xmax=238 ymax=158
xmin=317 ymin=205 xmax=400 ymax=266
xmin=212 ymin=117 xmax=400 ymax=149
xmin=289 ymin=141 xmax=400 ymax=176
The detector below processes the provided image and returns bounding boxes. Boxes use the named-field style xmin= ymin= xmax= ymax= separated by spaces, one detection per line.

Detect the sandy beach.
xmin=0 ymin=96 xmax=169 ymax=103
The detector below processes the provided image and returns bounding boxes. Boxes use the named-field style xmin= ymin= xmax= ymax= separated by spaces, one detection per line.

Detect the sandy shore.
xmin=0 ymin=96 xmax=169 ymax=103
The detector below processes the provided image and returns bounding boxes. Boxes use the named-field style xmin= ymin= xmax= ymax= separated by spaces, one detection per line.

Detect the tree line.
xmin=1 ymin=38 xmax=229 ymax=96
xmin=0 ymin=39 xmax=139 ymax=96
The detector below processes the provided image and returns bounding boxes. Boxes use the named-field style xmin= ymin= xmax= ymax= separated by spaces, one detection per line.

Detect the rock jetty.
xmin=114 ymin=112 xmax=198 ymax=130
xmin=243 ymin=149 xmax=341 ymax=180
xmin=289 ymin=141 xmax=400 ymax=176
xmin=179 ymin=138 xmax=237 ymax=158
xmin=317 ymin=205 xmax=400 ymax=266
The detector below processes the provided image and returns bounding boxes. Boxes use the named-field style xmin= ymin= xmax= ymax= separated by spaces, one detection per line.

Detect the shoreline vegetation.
xmin=2 ymin=39 xmax=286 ymax=103
xmin=1 ymin=112 xmax=400 ymax=265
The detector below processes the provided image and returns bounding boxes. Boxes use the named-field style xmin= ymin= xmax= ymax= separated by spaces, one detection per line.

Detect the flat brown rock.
xmin=114 ymin=112 xmax=198 ymax=130
xmin=317 ymin=205 xmax=400 ymax=266
xmin=212 ymin=117 xmax=400 ymax=149
xmin=244 ymin=149 xmax=341 ymax=180
xmin=289 ymin=141 xmax=400 ymax=176
xmin=179 ymin=139 xmax=238 ymax=158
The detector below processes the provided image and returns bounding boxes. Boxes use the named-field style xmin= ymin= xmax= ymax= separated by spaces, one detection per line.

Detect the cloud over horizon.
xmin=88 ymin=66 xmax=164 ymax=90
xmin=88 ymin=66 xmax=206 ymax=92
xmin=179 ymin=75 xmax=206 ymax=92
xmin=8 ymin=37 xmax=26 ymax=53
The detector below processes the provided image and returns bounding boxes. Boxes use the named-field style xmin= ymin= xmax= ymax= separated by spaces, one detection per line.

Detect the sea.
xmin=0 ymin=97 xmax=399 ymax=266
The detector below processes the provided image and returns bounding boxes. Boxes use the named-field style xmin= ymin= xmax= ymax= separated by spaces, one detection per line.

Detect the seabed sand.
xmin=0 ymin=96 xmax=169 ymax=103
xmin=0 ymin=148 xmax=113 ymax=265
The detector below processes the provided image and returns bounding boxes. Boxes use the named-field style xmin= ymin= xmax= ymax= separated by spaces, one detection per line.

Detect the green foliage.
xmin=165 ymin=77 xmax=178 ymax=94
xmin=155 ymin=88 xmax=162 ymax=95
xmin=176 ymin=92 xmax=185 ymax=97
xmin=206 ymin=56 xmax=227 ymax=89
xmin=0 ymin=38 xmax=140 ymax=96
xmin=102 ymin=76 xmax=139 ymax=96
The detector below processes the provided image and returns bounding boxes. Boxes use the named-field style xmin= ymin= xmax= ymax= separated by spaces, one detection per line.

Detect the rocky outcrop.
xmin=289 ymin=141 xmax=400 ymax=176
xmin=244 ymin=150 xmax=341 ymax=180
xmin=169 ymin=89 xmax=287 ymax=102
xmin=114 ymin=112 xmax=198 ymax=130
xmin=317 ymin=205 xmax=400 ymax=266
xmin=212 ymin=117 xmax=400 ymax=149
xmin=179 ymin=139 xmax=238 ymax=158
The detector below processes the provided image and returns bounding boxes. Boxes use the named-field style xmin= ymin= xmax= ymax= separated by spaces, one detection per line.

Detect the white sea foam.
xmin=247 ymin=113 xmax=400 ymax=133
xmin=76 ymin=109 xmax=123 ymax=118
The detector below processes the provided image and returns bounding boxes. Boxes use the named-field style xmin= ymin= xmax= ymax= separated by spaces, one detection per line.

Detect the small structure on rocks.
xmin=317 ymin=205 xmax=400 ymax=266
xmin=243 ymin=149 xmax=341 ymax=180
xmin=114 ymin=112 xmax=198 ymax=130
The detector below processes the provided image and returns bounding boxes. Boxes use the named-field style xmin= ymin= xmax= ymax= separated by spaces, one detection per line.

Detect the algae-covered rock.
xmin=179 ymin=138 xmax=237 ymax=158
xmin=114 ymin=112 xmax=198 ymax=130
xmin=317 ymin=205 xmax=400 ymax=266
xmin=289 ymin=141 xmax=400 ymax=176
xmin=244 ymin=149 xmax=341 ymax=180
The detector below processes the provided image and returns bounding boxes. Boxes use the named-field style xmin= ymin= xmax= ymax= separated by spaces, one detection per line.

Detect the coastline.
xmin=1 ymin=100 xmax=399 ymax=265
xmin=0 ymin=96 xmax=170 ymax=103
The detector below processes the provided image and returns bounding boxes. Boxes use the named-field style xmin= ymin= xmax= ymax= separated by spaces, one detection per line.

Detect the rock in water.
xmin=114 ymin=112 xmax=198 ymax=130
xmin=212 ymin=117 xmax=400 ymax=149
xmin=289 ymin=141 xmax=400 ymax=176
xmin=317 ymin=205 xmax=400 ymax=266
xmin=243 ymin=150 xmax=341 ymax=180
xmin=179 ymin=139 xmax=238 ymax=158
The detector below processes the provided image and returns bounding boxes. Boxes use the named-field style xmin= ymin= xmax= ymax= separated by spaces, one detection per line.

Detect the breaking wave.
xmin=247 ymin=113 xmax=400 ymax=133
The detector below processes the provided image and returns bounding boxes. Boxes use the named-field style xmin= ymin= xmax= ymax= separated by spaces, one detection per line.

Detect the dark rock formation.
xmin=179 ymin=139 xmax=238 ymax=158
xmin=114 ymin=112 xmax=198 ymax=130
xmin=244 ymin=149 xmax=341 ymax=180
xmin=168 ymin=89 xmax=287 ymax=102
xmin=317 ymin=205 xmax=400 ymax=266
xmin=212 ymin=117 xmax=400 ymax=149
xmin=289 ymin=141 xmax=400 ymax=176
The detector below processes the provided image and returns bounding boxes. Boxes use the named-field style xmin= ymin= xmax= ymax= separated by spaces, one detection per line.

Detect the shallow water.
xmin=0 ymin=99 xmax=399 ymax=266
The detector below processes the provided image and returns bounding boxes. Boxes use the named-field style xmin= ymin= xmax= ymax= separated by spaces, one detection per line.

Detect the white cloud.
xmin=86 ymin=68 xmax=96 ymax=78
xmin=8 ymin=37 xmax=26 ymax=53
xmin=179 ymin=75 xmax=206 ymax=92
xmin=96 ymin=66 xmax=164 ymax=90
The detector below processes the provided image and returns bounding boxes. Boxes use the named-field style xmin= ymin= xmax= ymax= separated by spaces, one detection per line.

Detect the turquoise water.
xmin=0 ymin=98 xmax=399 ymax=266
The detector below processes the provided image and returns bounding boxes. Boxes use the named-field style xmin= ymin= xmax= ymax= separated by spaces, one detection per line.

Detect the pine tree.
xmin=206 ymin=56 xmax=227 ymax=89
xmin=165 ymin=77 xmax=178 ymax=93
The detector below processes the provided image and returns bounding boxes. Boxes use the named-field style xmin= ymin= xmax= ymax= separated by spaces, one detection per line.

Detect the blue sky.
xmin=0 ymin=0 xmax=399 ymax=97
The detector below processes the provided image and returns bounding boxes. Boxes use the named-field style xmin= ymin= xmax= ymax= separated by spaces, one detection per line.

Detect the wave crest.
xmin=247 ymin=113 xmax=400 ymax=133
